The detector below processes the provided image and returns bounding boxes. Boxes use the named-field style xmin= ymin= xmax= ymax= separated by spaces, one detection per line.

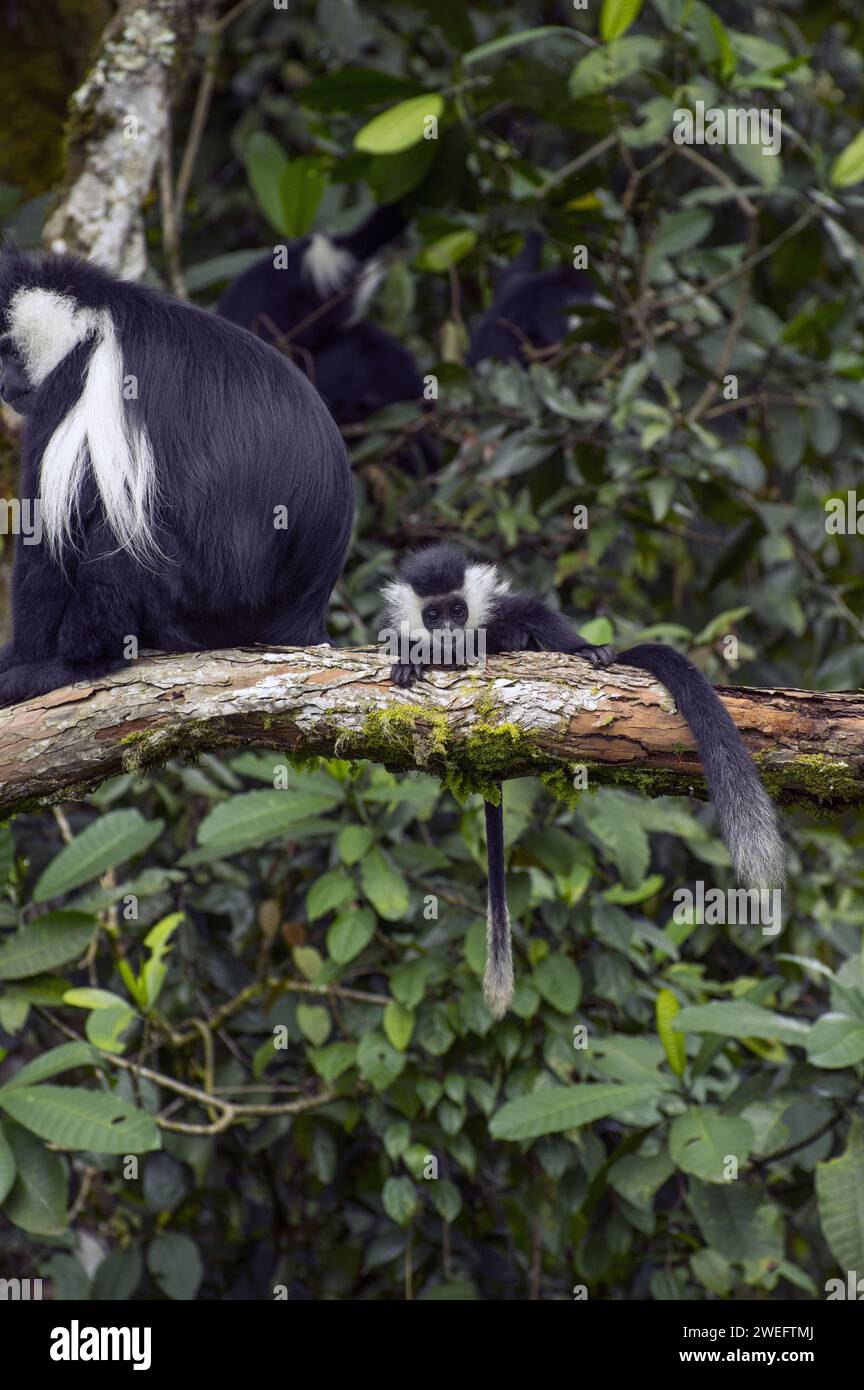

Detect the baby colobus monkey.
xmin=380 ymin=543 xmax=785 ymax=1018
xmin=0 ymin=248 xmax=353 ymax=705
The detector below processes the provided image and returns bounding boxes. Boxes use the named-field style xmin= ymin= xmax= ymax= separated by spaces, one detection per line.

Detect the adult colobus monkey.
xmin=218 ymin=203 xmax=405 ymax=352
xmin=218 ymin=203 xmax=429 ymax=440
xmin=0 ymin=249 xmax=353 ymax=706
xmin=380 ymin=543 xmax=785 ymax=1017
xmin=467 ymin=232 xmax=600 ymax=367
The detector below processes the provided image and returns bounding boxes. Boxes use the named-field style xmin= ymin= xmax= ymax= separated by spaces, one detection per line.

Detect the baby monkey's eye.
xmin=425 ymin=608 xmax=440 ymax=623
xmin=451 ymin=603 xmax=466 ymax=619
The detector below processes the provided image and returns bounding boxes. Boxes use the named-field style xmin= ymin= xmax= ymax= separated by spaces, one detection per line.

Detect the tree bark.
xmin=0 ymin=647 xmax=859 ymax=819
xmin=42 ymin=0 xmax=213 ymax=276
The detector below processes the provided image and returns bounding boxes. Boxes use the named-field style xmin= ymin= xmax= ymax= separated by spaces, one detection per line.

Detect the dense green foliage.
xmin=1 ymin=0 xmax=864 ymax=1300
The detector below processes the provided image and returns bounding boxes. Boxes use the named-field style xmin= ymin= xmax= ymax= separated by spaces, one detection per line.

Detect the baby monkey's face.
xmin=421 ymin=593 xmax=469 ymax=632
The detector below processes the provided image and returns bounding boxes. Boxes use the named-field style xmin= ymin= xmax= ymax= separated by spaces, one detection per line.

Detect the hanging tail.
xmin=615 ymin=644 xmax=785 ymax=888
xmin=483 ymin=796 xmax=514 ymax=1017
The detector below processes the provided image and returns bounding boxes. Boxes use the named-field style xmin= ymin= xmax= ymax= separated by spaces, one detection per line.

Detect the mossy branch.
xmin=0 ymin=646 xmax=861 ymax=819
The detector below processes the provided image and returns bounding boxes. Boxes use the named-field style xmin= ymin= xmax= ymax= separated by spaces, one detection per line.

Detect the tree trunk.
xmin=42 ymin=0 xmax=213 ymax=276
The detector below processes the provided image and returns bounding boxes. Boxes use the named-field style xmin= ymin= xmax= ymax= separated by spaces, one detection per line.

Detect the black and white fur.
xmin=218 ymin=204 xmax=406 ymax=349
xmin=0 ymin=248 xmax=353 ymax=705
xmin=380 ymin=543 xmax=785 ymax=1017
xmin=217 ymin=204 xmax=429 ymax=436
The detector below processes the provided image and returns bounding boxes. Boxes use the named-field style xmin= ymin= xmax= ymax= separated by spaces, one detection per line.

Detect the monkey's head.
xmin=380 ymin=542 xmax=509 ymax=639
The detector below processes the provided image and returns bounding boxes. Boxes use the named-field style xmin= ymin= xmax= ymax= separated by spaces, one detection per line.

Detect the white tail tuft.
xmin=39 ymin=310 xmax=161 ymax=564
xmin=723 ymin=783 xmax=787 ymax=889
xmin=483 ymin=902 xmax=514 ymax=1019
xmin=302 ymin=235 xmax=357 ymax=297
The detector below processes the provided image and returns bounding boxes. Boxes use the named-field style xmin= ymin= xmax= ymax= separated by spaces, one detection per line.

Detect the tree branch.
xmin=0 ymin=647 xmax=860 ymax=818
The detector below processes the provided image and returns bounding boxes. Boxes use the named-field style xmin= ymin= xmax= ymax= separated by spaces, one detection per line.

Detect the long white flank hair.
xmin=10 ymin=288 xmax=160 ymax=563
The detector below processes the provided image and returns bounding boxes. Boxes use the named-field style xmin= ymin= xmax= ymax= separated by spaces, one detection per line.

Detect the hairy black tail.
xmin=615 ymin=644 xmax=785 ymax=887
xmin=483 ymin=797 xmax=514 ymax=1017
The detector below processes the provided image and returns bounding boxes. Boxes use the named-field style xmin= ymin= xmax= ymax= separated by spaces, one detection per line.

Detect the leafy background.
xmin=1 ymin=0 xmax=864 ymax=1301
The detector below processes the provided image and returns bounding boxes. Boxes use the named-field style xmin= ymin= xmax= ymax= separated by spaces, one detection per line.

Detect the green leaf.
xmin=831 ymin=129 xmax=864 ymax=189
xmin=581 ymin=791 xmax=650 ymax=886
xmin=656 ymin=989 xmax=686 ymax=1076
xmin=568 ymin=35 xmax=662 ymax=97
xmin=668 ymin=1107 xmax=753 ymax=1182
xmin=729 ymin=138 xmax=781 ymax=191
xmin=415 ymin=230 xmax=477 ymax=272
xmin=600 ymin=0 xmax=643 ymax=42
xmin=0 ymin=1086 xmax=160 ymax=1154
xmin=676 ymin=1000 xmax=810 ymax=1046
xmin=0 ymin=827 xmax=14 ymax=889
xmin=383 ymin=1001 xmax=415 ymax=1051
xmin=0 ymin=1120 xmax=16 ymax=1203
xmin=0 ymin=994 xmax=28 ymax=1032
xmin=608 ymin=1146 xmax=675 ymax=1207
xmin=2 ymin=1122 xmax=68 ymax=1235
xmin=0 ymin=912 xmax=96 ymax=980
xmin=308 ymin=870 xmax=356 ymax=923
xmin=193 ymin=789 xmax=339 ymax=856
xmin=147 ymin=1232 xmax=203 ymax=1301
xmin=337 ymin=825 xmax=375 ymax=865
xmin=91 ymin=1245 xmax=143 ymax=1301
xmin=533 ymin=954 xmax=582 ymax=1013
xmin=689 ymin=1180 xmax=783 ymax=1266
xmin=816 ymin=1116 xmax=864 ymax=1271
xmin=244 ymin=131 xmax=289 ymax=236
xmin=463 ymin=26 xmax=586 ymax=66
xmin=490 ymin=1083 xmax=665 ymax=1141
xmin=367 ymin=139 xmax=438 ymax=203
xmin=382 ymin=1174 xmax=418 ymax=1226
xmin=327 ymin=907 xmax=375 ymax=964
xmin=690 ymin=1247 xmax=733 ymax=1297
xmin=296 ymin=1005 xmax=331 ymax=1047
xmin=279 ymin=157 xmax=326 ymax=238
xmin=33 ymin=811 xmax=164 ymax=903
xmin=139 ymin=912 xmax=184 ymax=1010
xmin=806 ymin=1013 xmax=864 ymax=1068
xmin=183 ymin=248 xmax=271 ymax=293
xmin=85 ymin=1006 xmax=137 ymax=1054
xmin=648 ymin=208 xmax=713 ymax=261
xmin=354 ymin=94 xmax=444 ymax=154
xmin=293 ymin=946 xmax=323 ymax=982
xmin=300 ymin=67 xmax=424 ymax=112
xmin=392 ymin=958 xmax=435 ymax=1009
xmin=309 ymin=1041 xmax=356 ymax=1083
xmin=63 ymin=988 xmax=131 ymax=1011
xmin=1 ymin=1041 xmax=99 ymax=1090
xmin=360 ymin=848 xmax=410 ymax=921
xmin=431 ymin=1178 xmax=462 ymax=1223
xmin=605 ymin=873 xmax=664 ymax=905
xmin=357 ymin=1031 xmax=405 ymax=1090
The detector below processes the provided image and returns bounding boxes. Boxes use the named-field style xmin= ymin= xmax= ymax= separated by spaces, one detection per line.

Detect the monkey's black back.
xmin=467 ymin=233 xmax=597 ymax=367
xmin=0 ymin=251 xmax=354 ymax=705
